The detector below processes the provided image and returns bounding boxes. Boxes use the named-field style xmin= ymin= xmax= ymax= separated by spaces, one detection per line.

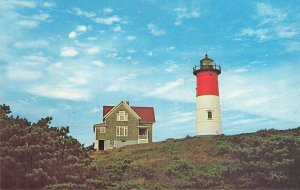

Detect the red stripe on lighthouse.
xmin=196 ymin=71 xmax=219 ymax=96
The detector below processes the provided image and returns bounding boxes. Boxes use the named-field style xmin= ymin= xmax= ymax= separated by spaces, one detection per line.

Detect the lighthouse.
xmin=193 ymin=54 xmax=222 ymax=135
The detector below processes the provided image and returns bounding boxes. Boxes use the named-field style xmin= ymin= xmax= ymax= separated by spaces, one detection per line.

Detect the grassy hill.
xmin=89 ymin=128 xmax=300 ymax=189
xmin=1 ymin=104 xmax=299 ymax=189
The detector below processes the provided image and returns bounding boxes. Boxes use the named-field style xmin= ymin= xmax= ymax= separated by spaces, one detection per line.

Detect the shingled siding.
xmin=109 ymin=103 xmax=139 ymax=139
xmin=94 ymin=102 xmax=154 ymax=150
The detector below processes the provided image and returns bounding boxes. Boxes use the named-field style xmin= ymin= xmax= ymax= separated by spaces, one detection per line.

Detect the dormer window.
xmin=207 ymin=110 xmax=213 ymax=120
xmin=117 ymin=111 xmax=128 ymax=121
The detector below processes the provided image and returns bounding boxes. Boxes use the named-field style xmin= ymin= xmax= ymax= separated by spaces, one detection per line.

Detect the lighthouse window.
xmin=207 ymin=111 xmax=213 ymax=120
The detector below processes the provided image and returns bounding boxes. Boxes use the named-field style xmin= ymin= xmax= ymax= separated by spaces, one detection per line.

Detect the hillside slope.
xmin=89 ymin=128 xmax=300 ymax=189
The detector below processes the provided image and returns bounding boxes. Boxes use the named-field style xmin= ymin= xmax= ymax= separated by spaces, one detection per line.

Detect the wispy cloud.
xmin=285 ymin=41 xmax=300 ymax=52
xmin=43 ymin=2 xmax=56 ymax=8
xmin=68 ymin=25 xmax=88 ymax=39
xmin=14 ymin=39 xmax=49 ymax=49
xmin=86 ymin=47 xmax=100 ymax=55
xmin=113 ymin=26 xmax=122 ymax=32
xmin=18 ymin=19 xmax=38 ymax=28
xmin=72 ymin=7 xmax=96 ymax=18
xmin=7 ymin=68 xmax=43 ymax=80
xmin=220 ymin=66 xmax=300 ymax=123
xmin=174 ymin=7 xmax=200 ymax=25
xmin=236 ymin=3 xmax=298 ymax=41
xmin=60 ymin=47 xmax=79 ymax=57
xmin=164 ymin=60 xmax=178 ymax=73
xmin=149 ymin=78 xmax=184 ymax=97
xmin=93 ymin=15 xmax=121 ymax=25
xmin=88 ymin=107 xmax=102 ymax=114
xmin=103 ymin=8 xmax=113 ymax=14
xmin=172 ymin=111 xmax=194 ymax=124
xmin=91 ymin=60 xmax=105 ymax=66
xmin=147 ymin=23 xmax=166 ymax=36
xmin=126 ymin=36 xmax=136 ymax=41
xmin=28 ymin=85 xmax=90 ymax=101
xmin=106 ymin=74 xmax=137 ymax=92
xmin=32 ymin=13 xmax=50 ymax=21
xmin=7 ymin=0 xmax=37 ymax=9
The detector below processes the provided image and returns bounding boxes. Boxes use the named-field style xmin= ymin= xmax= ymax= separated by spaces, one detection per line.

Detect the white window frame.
xmin=100 ymin=127 xmax=106 ymax=133
xmin=116 ymin=126 xmax=128 ymax=136
xmin=117 ymin=111 xmax=128 ymax=121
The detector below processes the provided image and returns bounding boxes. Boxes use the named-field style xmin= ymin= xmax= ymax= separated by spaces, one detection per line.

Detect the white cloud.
xmin=93 ymin=15 xmax=121 ymax=25
xmin=67 ymin=74 xmax=89 ymax=85
xmin=43 ymin=2 xmax=56 ymax=8
xmin=149 ymin=78 xmax=184 ymax=97
xmin=77 ymin=25 xmax=87 ymax=32
xmin=68 ymin=31 xmax=77 ymax=39
xmin=86 ymin=47 xmax=100 ymax=55
xmin=103 ymin=8 xmax=113 ymax=14
xmin=147 ymin=23 xmax=166 ymax=36
xmin=147 ymin=78 xmax=194 ymax=102
xmin=18 ymin=20 xmax=38 ymax=27
xmin=113 ymin=26 xmax=122 ymax=32
xmin=220 ymin=66 xmax=300 ymax=122
xmin=88 ymin=107 xmax=102 ymax=114
xmin=72 ymin=7 xmax=96 ymax=18
xmin=172 ymin=111 xmax=194 ymax=123
xmin=91 ymin=60 xmax=105 ymax=66
xmin=165 ymin=64 xmax=178 ymax=73
xmin=106 ymin=74 xmax=137 ymax=92
xmin=68 ymin=25 xmax=88 ymax=39
xmin=7 ymin=68 xmax=42 ymax=80
xmin=14 ymin=39 xmax=48 ymax=49
xmin=275 ymin=25 xmax=297 ymax=38
xmin=239 ymin=28 xmax=271 ymax=41
xmin=60 ymin=47 xmax=79 ymax=57
xmin=234 ymin=68 xmax=248 ymax=73
xmin=28 ymin=85 xmax=90 ymax=101
xmin=23 ymin=54 xmax=48 ymax=63
xmin=256 ymin=3 xmax=286 ymax=25
xmin=286 ymin=41 xmax=300 ymax=52
xmin=237 ymin=3 xmax=297 ymax=41
xmin=32 ymin=13 xmax=50 ymax=21
xmin=8 ymin=0 xmax=36 ymax=8
xmin=174 ymin=7 xmax=200 ymax=25
xmin=126 ymin=36 xmax=136 ymax=41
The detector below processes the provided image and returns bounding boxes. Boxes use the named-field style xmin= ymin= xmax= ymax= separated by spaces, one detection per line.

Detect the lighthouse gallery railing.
xmin=193 ymin=64 xmax=221 ymax=75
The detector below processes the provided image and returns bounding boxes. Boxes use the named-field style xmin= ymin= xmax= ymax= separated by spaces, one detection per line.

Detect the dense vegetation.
xmin=0 ymin=105 xmax=90 ymax=189
xmin=90 ymin=128 xmax=300 ymax=189
xmin=1 ymin=104 xmax=299 ymax=189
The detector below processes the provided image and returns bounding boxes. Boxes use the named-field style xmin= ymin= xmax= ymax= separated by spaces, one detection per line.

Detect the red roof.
xmin=103 ymin=105 xmax=155 ymax=123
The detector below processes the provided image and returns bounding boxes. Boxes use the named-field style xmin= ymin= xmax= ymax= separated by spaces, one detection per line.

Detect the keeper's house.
xmin=93 ymin=101 xmax=155 ymax=150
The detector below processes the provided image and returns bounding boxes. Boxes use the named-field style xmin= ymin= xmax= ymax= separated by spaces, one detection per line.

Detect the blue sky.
xmin=1 ymin=0 xmax=299 ymax=145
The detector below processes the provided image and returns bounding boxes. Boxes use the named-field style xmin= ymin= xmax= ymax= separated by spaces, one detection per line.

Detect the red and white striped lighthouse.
xmin=193 ymin=54 xmax=222 ymax=135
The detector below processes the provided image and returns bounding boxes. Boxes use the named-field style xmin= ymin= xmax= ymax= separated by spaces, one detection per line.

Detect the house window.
xmin=117 ymin=111 xmax=128 ymax=121
xmin=139 ymin=128 xmax=148 ymax=136
xmin=100 ymin=127 xmax=106 ymax=133
xmin=207 ymin=110 xmax=213 ymax=120
xmin=116 ymin=126 xmax=128 ymax=136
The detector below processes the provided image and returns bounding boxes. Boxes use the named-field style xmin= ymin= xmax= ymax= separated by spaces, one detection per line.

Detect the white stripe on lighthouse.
xmin=196 ymin=95 xmax=222 ymax=135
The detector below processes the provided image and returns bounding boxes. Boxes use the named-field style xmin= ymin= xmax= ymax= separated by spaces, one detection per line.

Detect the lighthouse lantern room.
xmin=193 ymin=54 xmax=222 ymax=135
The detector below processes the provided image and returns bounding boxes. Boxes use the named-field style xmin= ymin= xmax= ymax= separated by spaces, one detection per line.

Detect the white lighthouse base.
xmin=196 ymin=95 xmax=222 ymax=135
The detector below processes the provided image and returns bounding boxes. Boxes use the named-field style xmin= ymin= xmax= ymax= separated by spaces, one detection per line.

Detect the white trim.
xmin=104 ymin=101 xmax=141 ymax=120
xmin=116 ymin=111 xmax=128 ymax=121
xmin=138 ymin=128 xmax=148 ymax=144
xmin=116 ymin=126 xmax=128 ymax=137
